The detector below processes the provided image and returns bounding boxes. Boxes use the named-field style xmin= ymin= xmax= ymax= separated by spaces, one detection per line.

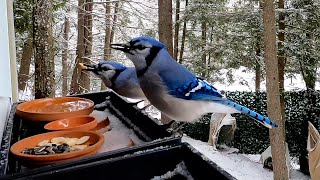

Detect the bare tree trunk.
xmin=33 ymin=0 xmax=55 ymax=98
xmin=70 ymin=0 xmax=92 ymax=94
xmin=110 ymin=2 xmax=119 ymax=45
xmin=62 ymin=9 xmax=70 ymax=96
xmin=262 ymin=0 xmax=289 ymax=179
xmin=100 ymin=2 xmax=112 ymax=90
xmin=178 ymin=0 xmax=188 ymax=64
xmin=158 ymin=0 xmax=173 ymax=56
xmin=201 ymin=22 xmax=207 ymax=78
xmin=173 ymin=0 xmax=180 ymax=60
xmin=277 ymin=0 xmax=286 ymax=130
xmin=81 ymin=0 xmax=92 ymax=92
xmin=158 ymin=0 xmax=173 ymax=124
xmin=255 ymin=42 xmax=261 ymax=91
xmin=100 ymin=2 xmax=118 ymax=90
xmin=18 ymin=36 xmax=33 ymax=91
xmin=70 ymin=0 xmax=85 ymax=94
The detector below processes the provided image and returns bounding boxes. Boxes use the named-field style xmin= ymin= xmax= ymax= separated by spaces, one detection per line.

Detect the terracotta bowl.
xmin=44 ymin=116 xmax=98 ymax=131
xmin=16 ymin=97 xmax=94 ymax=121
xmin=91 ymin=117 xmax=110 ymax=131
xmin=10 ymin=131 xmax=104 ymax=162
xmin=21 ymin=150 xmax=98 ymax=167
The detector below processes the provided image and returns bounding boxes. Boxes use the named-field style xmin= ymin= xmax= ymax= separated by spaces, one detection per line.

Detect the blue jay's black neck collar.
xmin=137 ymin=46 xmax=162 ymax=77
xmin=110 ymin=68 xmax=125 ymax=89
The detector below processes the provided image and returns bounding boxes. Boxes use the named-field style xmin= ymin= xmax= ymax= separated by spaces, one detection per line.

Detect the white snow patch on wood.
xmin=182 ymin=136 xmax=310 ymax=180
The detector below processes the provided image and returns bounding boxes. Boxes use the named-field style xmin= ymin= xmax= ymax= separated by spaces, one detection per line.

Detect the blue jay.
xmin=111 ymin=36 xmax=278 ymax=128
xmin=81 ymin=61 xmax=145 ymax=100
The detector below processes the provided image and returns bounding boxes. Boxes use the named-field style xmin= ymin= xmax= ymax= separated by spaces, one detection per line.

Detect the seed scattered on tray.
xmin=21 ymin=136 xmax=90 ymax=155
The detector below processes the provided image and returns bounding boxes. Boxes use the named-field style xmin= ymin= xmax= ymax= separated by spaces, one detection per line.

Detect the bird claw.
xmin=162 ymin=121 xmax=186 ymax=136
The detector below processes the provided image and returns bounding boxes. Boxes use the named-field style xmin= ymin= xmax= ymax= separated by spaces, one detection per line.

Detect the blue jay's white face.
xmin=111 ymin=41 xmax=153 ymax=71
xmin=82 ymin=63 xmax=121 ymax=88
xmin=125 ymin=41 xmax=153 ymax=70
xmin=94 ymin=63 xmax=117 ymax=80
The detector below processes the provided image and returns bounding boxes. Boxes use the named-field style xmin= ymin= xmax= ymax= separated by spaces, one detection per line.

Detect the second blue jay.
xmin=111 ymin=36 xmax=277 ymax=128
xmin=81 ymin=61 xmax=145 ymax=100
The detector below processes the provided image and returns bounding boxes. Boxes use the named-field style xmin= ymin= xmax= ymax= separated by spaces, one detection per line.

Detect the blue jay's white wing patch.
xmin=170 ymin=77 xmax=224 ymax=100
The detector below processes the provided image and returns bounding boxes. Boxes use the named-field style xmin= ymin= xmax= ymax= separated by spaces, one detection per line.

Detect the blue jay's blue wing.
xmin=165 ymin=76 xmax=224 ymax=100
xmin=156 ymin=57 xmax=223 ymax=100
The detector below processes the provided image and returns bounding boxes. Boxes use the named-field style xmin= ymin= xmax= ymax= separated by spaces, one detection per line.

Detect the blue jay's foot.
xmin=161 ymin=120 xmax=176 ymax=130
xmin=163 ymin=121 xmax=186 ymax=136
xmin=140 ymin=103 xmax=152 ymax=111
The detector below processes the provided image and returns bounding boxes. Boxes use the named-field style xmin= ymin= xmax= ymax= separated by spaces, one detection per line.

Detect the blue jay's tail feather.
xmin=217 ymin=100 xmax=278 ymax=128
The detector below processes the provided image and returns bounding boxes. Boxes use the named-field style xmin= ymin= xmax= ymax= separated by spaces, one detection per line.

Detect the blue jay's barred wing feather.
xmin=169 ymin=77 xmax=224 ymax=100
xmin=217 ymin=100 xmax=278 ymax=128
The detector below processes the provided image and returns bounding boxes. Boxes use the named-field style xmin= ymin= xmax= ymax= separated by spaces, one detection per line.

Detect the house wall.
xmin=0 ymin=0 xmax=18 ymax=145
xmin=0 ymin=0 xmax=18 ymax=102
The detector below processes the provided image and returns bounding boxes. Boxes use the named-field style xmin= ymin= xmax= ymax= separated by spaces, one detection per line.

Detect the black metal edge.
xmin=3 ymin=145 xmax=184 ymax=180
xmin=0 ymin=103 xmax=18 ymax=175
xmin=182 ymin=142 xmax=237 ymax=180
xmin=4 ymin=142 xmax=237 ymax=180
xmin=1 ymin=137 xmax=181 ymax=179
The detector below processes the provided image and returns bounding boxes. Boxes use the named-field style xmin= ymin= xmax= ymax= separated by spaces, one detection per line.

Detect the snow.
xmin=182 ymin=136 xmax=311 ymax=180
xmin=212 ymin=66 xmax=320 ymax=92
xmin=89 ymin=110 xmax=145 ymax=153
xmin=150 ymin=161 xmax=194 ymax=180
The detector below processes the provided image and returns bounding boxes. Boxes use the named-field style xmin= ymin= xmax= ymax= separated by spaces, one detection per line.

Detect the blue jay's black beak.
xmin=111 ymin=43 xmax=131 ymax=52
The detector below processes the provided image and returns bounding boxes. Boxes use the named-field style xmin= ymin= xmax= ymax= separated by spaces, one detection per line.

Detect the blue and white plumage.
xmin=81 ymin=61 xmax=145 ymax=100
xmin=111 ymin=36 xmax=277 ymax=128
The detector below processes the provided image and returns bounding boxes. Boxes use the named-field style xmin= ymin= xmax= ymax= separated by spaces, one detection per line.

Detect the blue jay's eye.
xmin=136 ymin=45 xmax=146 ymax=50
xmin=102 ymin=66 xmax=111 ymax=71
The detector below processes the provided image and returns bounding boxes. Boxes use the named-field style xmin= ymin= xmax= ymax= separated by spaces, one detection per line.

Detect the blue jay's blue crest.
xmin=131 ymin=36 xmax=166 ymax=49
xmin=99 ymin=61 xmax=127 ymax=71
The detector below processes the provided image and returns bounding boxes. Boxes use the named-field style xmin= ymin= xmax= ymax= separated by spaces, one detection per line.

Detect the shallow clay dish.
xmin=44 ymin=116 xmax=98 ymax=131
xmin=91 ymin=117 xmax=110 ymax=131
xmin=21 ymin=150 xmax=98 ymax=167
xmin=10 ymin=131 xmax=104 ymax=162
xmin=16 ymin=97 xmax=94 ymax=121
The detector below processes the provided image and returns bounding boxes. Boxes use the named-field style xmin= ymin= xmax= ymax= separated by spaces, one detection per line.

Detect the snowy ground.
xmin=182 ymin=136 xmax=310 ymax=180
xmin=213 ymin=66 xmax=320 ymax=92
xmin=106 ymin=100 xmax=311 ymax=180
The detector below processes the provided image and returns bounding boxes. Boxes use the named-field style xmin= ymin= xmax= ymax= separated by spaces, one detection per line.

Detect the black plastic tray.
xmin=2 ymin=143 xmax=235 ymax=180
xmin=0 ymin=91 xmax=236 ymax=180
xmin=0 ymin=91 xmax=172 ymax=176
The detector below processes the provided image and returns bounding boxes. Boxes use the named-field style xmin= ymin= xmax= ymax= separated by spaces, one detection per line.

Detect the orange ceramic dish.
xmin=10 ymin=131 xmax=104 ymax=162
xmin=91 ymin=117 xmax=110 ymax=131
xmin=16 ymin=97 xmax=94 ymax=121
xmin=21 ymin=150 xmax=98 ymax=167
xmin=44 ymin=116 xmax=98 ymax=131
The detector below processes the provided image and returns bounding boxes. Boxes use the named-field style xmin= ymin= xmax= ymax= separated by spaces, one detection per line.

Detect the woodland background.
xmin=13 ymin=0 xmax=320 ymax=178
